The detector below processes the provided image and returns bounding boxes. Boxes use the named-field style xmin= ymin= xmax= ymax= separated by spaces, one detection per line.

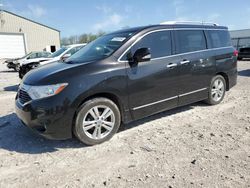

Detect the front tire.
xmin=14 ymin=64 xmax=20 ymax=72
xmin=74 ymin=98 xmax=121 ymax=145
xmin=205 ymin=75 xmax=226 ymax=105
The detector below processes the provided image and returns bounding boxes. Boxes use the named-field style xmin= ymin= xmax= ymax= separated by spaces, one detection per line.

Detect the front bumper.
xmin=15 ymin=94 xmax=75 ymax=140
xmin=7 ymin=62 xmax=16 ymax=69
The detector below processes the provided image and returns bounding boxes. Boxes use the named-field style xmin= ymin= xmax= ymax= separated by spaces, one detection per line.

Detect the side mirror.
xmin=133 ymin=48 xmax=151 ymax=63
xmin=61 ymin=53 xmax=71 ymax=61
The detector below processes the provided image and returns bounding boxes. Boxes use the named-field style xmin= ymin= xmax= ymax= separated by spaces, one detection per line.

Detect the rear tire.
xmin=205 ymin=75 xmax=226 ymax=105
xmin=74 ymin=98 xmax=121 ymax=145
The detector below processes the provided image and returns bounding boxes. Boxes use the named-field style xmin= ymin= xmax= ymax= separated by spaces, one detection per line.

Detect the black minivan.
xmin=15 ymin=22 xmax=237 ymax=145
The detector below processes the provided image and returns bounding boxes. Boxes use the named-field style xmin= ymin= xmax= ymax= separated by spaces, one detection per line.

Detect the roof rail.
xmin=160 ymin=21 xmax=219 ymax=26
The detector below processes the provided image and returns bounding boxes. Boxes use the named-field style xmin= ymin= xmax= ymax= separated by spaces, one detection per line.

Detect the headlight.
xmin=25 ymin=83 xmax=68 ymax=100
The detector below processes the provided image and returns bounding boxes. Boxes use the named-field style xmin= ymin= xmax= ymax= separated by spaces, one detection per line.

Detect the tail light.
xmin=233 ymin=49 xmax=238 ymax=57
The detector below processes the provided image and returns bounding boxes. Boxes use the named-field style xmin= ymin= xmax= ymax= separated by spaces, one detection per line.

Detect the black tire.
xmin=74 ymin=97 xmax=121 ymax=145
xmin=205 ymin=75 xmax=226 ymax=105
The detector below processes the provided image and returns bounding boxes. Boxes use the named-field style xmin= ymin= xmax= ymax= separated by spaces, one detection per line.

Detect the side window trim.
xmin=118 ymin=28 xmax=230 ymax=62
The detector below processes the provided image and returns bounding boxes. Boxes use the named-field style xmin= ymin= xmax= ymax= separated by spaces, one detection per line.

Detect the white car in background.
xmin=40 ymin=43 xmax=87 ymax=65
xmin=8 ymin=51 xmax=52 ymax=71
xmin=19 ymin=43 xmax=87 ymax=79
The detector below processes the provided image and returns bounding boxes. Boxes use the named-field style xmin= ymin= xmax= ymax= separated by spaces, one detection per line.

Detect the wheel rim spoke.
xmin=102 ymin=120 xmax=114 ymax=127
xmin=212 ymin=89 xmax=217 ymax=95
xmin=92 ymin=127 xmax=98 ymax=138
xmin=218 ymin=82 xmax=223 ymax=89
xmin=89 ymin=108 xmax=98 ymax=120
xmin=102 ymin=124 xmax=112 ymax=131
xmin=83 ymin=121 xmax=96 ymax=130
xmin=101 ymin=108 xmax=112 ymax=120
xmin=93 ymin=107 xmax=100 ymax=117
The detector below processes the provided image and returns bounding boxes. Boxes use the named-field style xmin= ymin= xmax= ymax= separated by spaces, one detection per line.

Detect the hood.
xmin=21 ymin=57 xmax=53 ymax=65
xmin=23 ymin=60 xmax=96 ymax=85
xmin=40 ymin=57 xmax=60 ymax=65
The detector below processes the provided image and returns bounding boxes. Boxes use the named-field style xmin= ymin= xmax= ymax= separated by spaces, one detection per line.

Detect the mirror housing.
xmin=61 ymin=53 xmax=71 ymax=61
xmin=133 ymin=48 xmax=151 ymax=63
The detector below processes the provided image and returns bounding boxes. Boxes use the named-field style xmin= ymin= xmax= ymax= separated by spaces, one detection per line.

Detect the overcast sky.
xmin=2 ymin=0 xmax=250 ymax=37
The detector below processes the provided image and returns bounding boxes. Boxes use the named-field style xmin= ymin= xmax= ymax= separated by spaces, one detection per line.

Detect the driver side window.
xmin=28 ymin=53 xmax=38 ymax=59
xmin=120 ymin=30 xmax=172 ymax=61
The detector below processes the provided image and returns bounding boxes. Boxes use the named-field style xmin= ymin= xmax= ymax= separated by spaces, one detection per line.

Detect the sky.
xmin=1 ymin=0 xmax=250 ymax=37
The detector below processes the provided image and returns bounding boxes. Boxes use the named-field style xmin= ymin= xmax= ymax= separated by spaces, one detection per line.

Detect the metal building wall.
xmin=0 ymin=11 xmax=60 ymax=53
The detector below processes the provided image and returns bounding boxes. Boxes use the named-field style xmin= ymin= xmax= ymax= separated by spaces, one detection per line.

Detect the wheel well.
xmin=72 ymin=93 xmax=124 ymax=132
xmin=216 ymin=72 xmax=229 ymax=91
xmin=82 ymin=93 xmax=122 ymax=112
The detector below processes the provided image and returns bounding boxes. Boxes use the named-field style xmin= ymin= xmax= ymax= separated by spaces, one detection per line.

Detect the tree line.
xmin=61 ymin=31 xmax=106 ymax=46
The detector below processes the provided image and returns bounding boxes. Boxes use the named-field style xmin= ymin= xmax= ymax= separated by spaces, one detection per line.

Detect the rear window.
xmin=175 ymin=30 xmax=206 ymax=54
xmin=207 ymin=30 xmax=231 ymax=48
xmin=238 ymin=38 xmax=250 ymax=49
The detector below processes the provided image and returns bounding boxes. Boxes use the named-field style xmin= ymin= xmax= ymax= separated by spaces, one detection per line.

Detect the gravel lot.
xmin=0 ymin=60 xmax=249 ymax=188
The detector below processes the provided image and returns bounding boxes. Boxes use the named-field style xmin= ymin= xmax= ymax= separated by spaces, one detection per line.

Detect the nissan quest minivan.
xmin=15 ymin=22 xmax=237 ymax=145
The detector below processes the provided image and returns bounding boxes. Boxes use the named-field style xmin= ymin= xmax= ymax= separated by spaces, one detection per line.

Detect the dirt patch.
xmin=0 ymin=61 xmax=249 ymax=187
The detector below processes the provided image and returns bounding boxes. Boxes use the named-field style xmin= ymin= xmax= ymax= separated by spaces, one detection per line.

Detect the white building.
xmin=0 ymin=10 xmax=60 ymax=59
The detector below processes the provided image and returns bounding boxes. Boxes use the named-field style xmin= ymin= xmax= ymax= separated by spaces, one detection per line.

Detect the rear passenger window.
xmin=207 ymin=30 xmax=231 ymax=48
xmin=175 ymin=30 xmax=206 ymax=53
xmin=121 ymin=30 xmax=172 ymax=60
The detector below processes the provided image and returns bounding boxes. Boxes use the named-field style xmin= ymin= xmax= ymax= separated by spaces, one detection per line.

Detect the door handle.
xmin=180 ymin=60 xmax=190 ymax=65
xmin=166 ymin=63 xmax=177 ymax=68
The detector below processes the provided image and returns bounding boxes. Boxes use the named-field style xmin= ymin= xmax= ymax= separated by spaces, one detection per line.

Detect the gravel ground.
xmin=0 ymin=60 xmax=249 ymax=188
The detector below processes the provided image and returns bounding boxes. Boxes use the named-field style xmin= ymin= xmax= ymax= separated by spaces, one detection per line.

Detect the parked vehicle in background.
xmin=231 ymin=37 xmax=250 ymax=60
xmin=238 ymin=47 xmax=250 ymax=60
xmin=15 ymin=22 xmax=237 ymax=145
xmin=3 ymin=51 xmax=51 ymax=71
xmin=3 ymin=57 xmax=21 ymax=71
xmin=18 ymin=43 xmax=87 ymax=79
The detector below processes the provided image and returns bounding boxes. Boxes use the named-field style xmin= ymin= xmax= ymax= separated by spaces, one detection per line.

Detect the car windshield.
xmin=20 ymin=52 xmax=32 ymax=59
xmin=49 ymin=47 xmax=69 ymax=58
xmin=66 ymin=32 xmax=135 ymax=63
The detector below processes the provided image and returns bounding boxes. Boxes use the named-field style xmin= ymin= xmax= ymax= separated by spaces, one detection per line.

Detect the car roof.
xmin=108 ymin=23 xmax=228 ymax=35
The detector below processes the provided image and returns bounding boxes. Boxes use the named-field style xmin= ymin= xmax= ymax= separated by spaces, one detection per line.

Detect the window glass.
xmin=121 ymin=30 xmax=172 ymax=60
xmin=66 ymin=46 xmax=83 ymax=56
xmin=238 ymin=38 xmax=250 ymax=48
xmin=37 ymin=52 xmax=44 ymax=58
xmin=67 ymin=32 xmax=135 ymax=63
xmin=39 ymin=52 xmax=50 ymax=58
xmin=207 ymin=30 xmax=231 ymax=48
xmin=175 ymin=30 xmax=206 ymax=53
xmin=28 ymin=53 xmax=38 ymax=59
xmin=49 ymin=47 xmax=69 ymax=58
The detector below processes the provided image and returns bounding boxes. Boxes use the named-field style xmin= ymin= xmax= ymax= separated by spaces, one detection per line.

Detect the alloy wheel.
xmin=211 ymin=78 xmax=225 ymax=102
xmin=82 ymin=105 xmax=115 ymax=140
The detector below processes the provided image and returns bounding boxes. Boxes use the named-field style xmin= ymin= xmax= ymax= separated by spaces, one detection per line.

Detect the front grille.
xmin=18 ymin=89 xmax=32 ymax=104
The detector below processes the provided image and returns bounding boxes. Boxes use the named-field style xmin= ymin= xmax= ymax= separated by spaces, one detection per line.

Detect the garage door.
xmin=0 ymin=33 xmax=26 ymax=59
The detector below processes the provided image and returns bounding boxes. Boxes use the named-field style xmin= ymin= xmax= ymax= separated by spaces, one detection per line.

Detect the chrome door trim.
xmin=179 ymin=88 xmax=207 ymax=97
xmin=132 ymin=96 xmax=178 ymax=110
xmin=132 ymin=88 xmax=208 ymax=111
